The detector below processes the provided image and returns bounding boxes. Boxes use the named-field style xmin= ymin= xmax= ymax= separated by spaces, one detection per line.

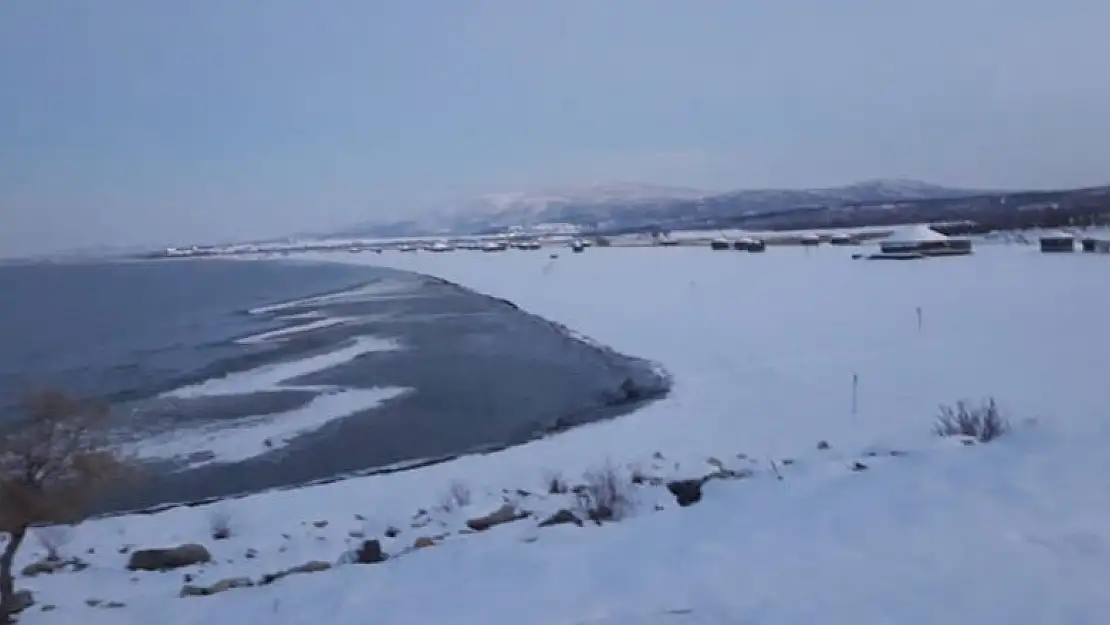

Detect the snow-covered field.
xmin=14 ymin=244 xmax=1110 ymax=625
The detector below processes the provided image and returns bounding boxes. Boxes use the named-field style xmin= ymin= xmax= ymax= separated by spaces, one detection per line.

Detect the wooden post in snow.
xmin=851 ymin=373 xmax=859 ymax=415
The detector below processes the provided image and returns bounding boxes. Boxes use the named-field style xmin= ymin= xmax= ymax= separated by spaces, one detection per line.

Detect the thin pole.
xmin=851 ymin=373 xmax=859 ymax=415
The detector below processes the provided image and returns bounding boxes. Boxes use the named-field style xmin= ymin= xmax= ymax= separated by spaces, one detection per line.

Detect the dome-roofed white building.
xmin=878 ymin=224 xmax=972 ymax=257
xmin=481 ymin=240 xmax=508 ymax=252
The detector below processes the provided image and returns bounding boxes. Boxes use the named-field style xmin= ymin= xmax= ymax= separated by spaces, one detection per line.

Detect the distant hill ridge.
xmin=328 ymin=178 xmax=1110 ymax=239
xmin=329 ymin=178 xmax=987 ymax=238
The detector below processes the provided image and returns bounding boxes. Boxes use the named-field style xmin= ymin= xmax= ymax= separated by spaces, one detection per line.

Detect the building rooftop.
xmin=882 ymin=224 xmax=948 ymax=244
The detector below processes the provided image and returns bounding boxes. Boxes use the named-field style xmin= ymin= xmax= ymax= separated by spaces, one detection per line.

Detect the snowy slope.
xmin=14 ymin=244 xmax=1110 ymax=625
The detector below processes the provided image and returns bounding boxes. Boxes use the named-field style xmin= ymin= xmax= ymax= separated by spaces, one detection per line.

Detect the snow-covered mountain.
xmin=445 ymin=182 xmax=711 ymax=233
xmin=823 ymin=178 xmax=981 ymax=201
xmin=703 ymin=178 xmax=975 ymax=208
xmin=468 ymin=182 xmax=709 ymax=214
xmin=331 ymin=179 xmax=980 ymax=238
xmin=335 ymin=183 xmax=711 ymax=237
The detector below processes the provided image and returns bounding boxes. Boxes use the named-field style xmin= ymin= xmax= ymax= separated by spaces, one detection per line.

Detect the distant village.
xmin=146 ymin=217 xmax=1110 ymax=263
xmin=143 ymin=183 xmax=1110 ymax=262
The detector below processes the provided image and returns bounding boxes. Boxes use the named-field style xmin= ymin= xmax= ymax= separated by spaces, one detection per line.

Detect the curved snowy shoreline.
xmin=419 ymin=272 xmax=675 ymax=397
xmin=104 ymin=263 xmax=672 ymax=516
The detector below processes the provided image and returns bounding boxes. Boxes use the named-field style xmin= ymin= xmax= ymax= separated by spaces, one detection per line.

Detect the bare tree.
xmin=0 ymin=390 xmax=130 ymax=622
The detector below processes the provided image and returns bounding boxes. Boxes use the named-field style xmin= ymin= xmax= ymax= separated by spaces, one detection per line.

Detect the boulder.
xmin=355 ymin=540 xmax=386 ymax=564
xmin=466 ymin=504 xmax=528 ymax=532
xmin=287 ymin=560 xmax=332 ymax=575
xmin=412 ymin=536 xmax=436 ymax=549
xmin=210 ymin=577 xmax=254 ymax=594
xmin=180 ymin=586 xmax=206 ymax=598
xmin=127 ymin=543 xmax=212 ymax=572
xmin=258 ymin=560 xmax=333 ymax=586
xmin=666 ymin=479 xmax=704 ymax=507
xmin=22 ymin=560 xmax=62 ymax=577
xmin=180 ymin=576 xmax=253 ymax=598
xmin=9 ymin=589 xmax=34 ymax=614
xmin=21 ymin=557 xmax=88 ymax=577
xmin=538 ymin=509 xmax=582 ymax=528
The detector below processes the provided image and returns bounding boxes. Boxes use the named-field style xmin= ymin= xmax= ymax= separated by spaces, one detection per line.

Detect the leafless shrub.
xmin=33 ymin=526 xmax=72 ymax=562
xmin=208 ymin=508 xmax=233 ymax=541
xmin=439 ymin=480 xmax=472 ymax=512
xmin=544 ymin=471 xmax=568 ymax=495
xmin=934 ymin=398 xmax=1010 ymax=443
xmin=0 ymin=390 xmax=132 ymax=622
xmin=574 ymin=461 xmax=633 ymax=523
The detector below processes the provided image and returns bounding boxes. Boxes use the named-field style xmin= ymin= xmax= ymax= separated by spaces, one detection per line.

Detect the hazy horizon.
xmin=4 ymin=1 xmax=1110 ymax=256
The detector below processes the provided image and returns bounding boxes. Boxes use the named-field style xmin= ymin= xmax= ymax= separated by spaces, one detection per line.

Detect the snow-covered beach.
xmin=13 ymin=242 xmax=1110 ymax=625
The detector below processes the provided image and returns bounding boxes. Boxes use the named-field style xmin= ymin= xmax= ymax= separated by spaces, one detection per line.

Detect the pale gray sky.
xmin=2 ymin=1 xmax=1109 ymax=256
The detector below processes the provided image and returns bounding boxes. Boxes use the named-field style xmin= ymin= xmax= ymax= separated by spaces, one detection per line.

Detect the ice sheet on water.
xmin=131 ymin=386 xmax=410 ymax=467
xmin=247 ymin=278 xmax=422 ymax=315
xmin=137 ymin=334 xmax=407 ymax=466
xmin=234 ymin=317 xmax=352 ymax=345
xmin=164 ymin=335 xmax=400 ymax=399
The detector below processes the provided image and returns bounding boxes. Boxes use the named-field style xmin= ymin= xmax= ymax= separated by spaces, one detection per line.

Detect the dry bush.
xmin=0 ymin=390 xmax=131 ymax=622
xmin=439 ymin=480 xmax=472 ymax=512
xmin=544 ymin=470 xmax=568 ymax=495
xmin=33 ymin=526 xmax=72 ymax=562
xmin=934 ymin=398 xmax=1010 ymax=443
xmin=208 ymin=508 xmax=233 ymax=541
xmin=575 ymin=461 xmax=633 ymax=523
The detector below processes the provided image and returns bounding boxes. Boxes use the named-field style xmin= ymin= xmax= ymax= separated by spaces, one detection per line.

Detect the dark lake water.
xmin=0 ymin=258 xmax=376 ymax=412
xmin=0 ymin=258 xmax=670 ymax=513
